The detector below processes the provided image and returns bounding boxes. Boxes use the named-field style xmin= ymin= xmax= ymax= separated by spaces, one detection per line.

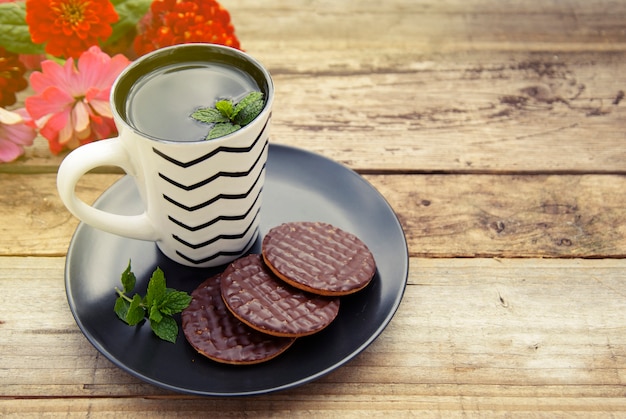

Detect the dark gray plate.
xmin=65 ymin=143 xmax=408 ymax=396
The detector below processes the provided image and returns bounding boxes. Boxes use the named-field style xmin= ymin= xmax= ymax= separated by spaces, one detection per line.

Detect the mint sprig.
xmin=114 ymin=260 xmax=192 ymax=343
xmin=191 ymin=91 xmax=264 ymax=140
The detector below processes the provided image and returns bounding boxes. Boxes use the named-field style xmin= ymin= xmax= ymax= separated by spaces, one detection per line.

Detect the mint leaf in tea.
xmin=192 ymin=91 xmax=264 ymax=140
xmin=126 ymin=63 xmax=261 ymax=142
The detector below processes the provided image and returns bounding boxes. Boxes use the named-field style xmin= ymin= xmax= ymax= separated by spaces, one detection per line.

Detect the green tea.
xmin=126 ymin=63 xmax=260 ymax=142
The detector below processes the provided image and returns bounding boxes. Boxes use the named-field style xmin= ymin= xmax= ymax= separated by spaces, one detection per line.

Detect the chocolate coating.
xmin=262 ymin=221 xmax=376 ymax=296
xmin=220 ymin=254 xmax=340 ymax=337
xmin=182 ymin=274 xmax=295 ymax=365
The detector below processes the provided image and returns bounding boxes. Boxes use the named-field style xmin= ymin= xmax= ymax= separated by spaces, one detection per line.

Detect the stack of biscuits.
xmin=181 ymin=221 xmax=377 ymax=365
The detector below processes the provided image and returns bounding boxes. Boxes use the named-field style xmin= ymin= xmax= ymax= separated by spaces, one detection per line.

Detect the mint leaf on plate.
xmin=120 ymin=260 xmax=136 ymax=293
xmin=113 ymin=261 xmax=191 ymax=343
xmin=160 ymin=290 xmax=193 ymax=315
xmin=151 ymin=316 xmax=179 ymax=343
xmin=145 ymin=267 xmax=166 ymax=308
xmin=125 ymin=294 xmax=145 ymax=326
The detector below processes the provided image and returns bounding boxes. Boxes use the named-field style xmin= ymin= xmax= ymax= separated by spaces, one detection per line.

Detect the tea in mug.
xmin=126 ymin=62 xmax=260 ymax=142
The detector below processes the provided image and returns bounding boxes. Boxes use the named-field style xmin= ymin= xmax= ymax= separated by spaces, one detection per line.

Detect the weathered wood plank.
xmin=2 ymin=396 xmax=626 ymax=418
xmin=2 ymin=0 xmax=625 ymax=174
xmin=267 ymin=50 xmax=626 ymax=173
xmin=1 ymin=173 xmax=624 ymax=258
xmin=1 ymin=257 xmax=625 ymax=417
xmin=234 ymin=0 xmax=626 ymax=173
xmin=376 ymin=173 xmax=626 ymax=257
xmin=1 ymin=1 xmax=624 ymax=417
xmin=3 ymin=50 xmax=624 ymax=174
xmin=230 ymin=0 xmax=626 ymax=47
xmin=0 ymin=173 xmax=121 ymax=256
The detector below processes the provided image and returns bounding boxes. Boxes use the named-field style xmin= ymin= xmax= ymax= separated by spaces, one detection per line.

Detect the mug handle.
xmin=56 ymin=138 xmax=160 ymax=242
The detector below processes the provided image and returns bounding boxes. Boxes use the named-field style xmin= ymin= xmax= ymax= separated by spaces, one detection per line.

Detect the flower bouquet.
xmin=0 ymin=0 xmax=240 ymax=162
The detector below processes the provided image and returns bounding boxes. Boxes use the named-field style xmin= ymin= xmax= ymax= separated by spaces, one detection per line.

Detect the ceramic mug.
xmin=57 ymin=44 xmax=273 ymax=267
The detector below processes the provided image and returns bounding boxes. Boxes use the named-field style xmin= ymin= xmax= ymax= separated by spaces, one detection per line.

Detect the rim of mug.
xmin=110 ymin=43 xmax=274 ymax=144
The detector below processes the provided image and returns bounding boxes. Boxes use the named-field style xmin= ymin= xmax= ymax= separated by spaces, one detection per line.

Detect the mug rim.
xmin=110 ymin=43 xmax=274 ymax=144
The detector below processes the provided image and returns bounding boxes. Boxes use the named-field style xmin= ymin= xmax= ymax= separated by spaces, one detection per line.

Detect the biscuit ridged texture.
xmin=262 ymin=221 xmax=376 ymax=296
xmin=182 ymin=274 xmax=295 ymax=365
xmin=220 ymin=254 xmax=340 ymax=337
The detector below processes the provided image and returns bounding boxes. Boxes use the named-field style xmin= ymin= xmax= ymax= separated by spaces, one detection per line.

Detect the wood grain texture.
xmin=374 ymin=173 xmax=626 ymax=257
xmin=5 ymin=51 xmax=625 ymax=174
xmin=0 ymin=173 xmax=121 ymax=256
xmin=230 ymin=0 xmax=626 ymax=47
xmin=1 ymin=173 xmax=624 ymax=258
xmin=1 ymin=257 xmax=625 ymax=417
xmin=268 ymin=50 xmax=626 ymax=173
xmin=2 ymin=1 xmax=625 ymax=174
xmin=2 ymin=0 xmax=625 ymax=416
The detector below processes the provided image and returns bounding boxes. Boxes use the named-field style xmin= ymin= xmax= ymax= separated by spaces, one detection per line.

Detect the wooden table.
xmin=2 ymin=0 xmax=625 ymax=416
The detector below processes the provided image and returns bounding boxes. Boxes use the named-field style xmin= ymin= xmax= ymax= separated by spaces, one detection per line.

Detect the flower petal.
xmin=23 ymin=45 xmax=125 ymax=154
xmin=25 ymin=86 xmax=74 ymax=120
xmin=40 ymin=110 xmax=70 ymax=140
xmin=0 ymin=138 xmax=24 ymax=162
xmin=77 ymin=46 xmax=130 ymax=90
xmin=26 ymin=0 xmax=119 ymax=59
xmin=0 ymin=107 xmax=37 ymax=162
xmin=0 ymin=107 xmax=23 ymax=125
xmin=30 ymin=59 xmax=72 ymax=93
xmin=88 ymin=98 xmax=113 ymax=118
xmin=72 ymin=102 xmax=91 ymax=133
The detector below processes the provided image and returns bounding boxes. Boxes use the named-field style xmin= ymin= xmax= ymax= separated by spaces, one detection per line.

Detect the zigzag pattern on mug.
xmin=162 ymin=166 xmax=265 ymax=212
xmin=172 ymin=210 xmax=260 ymax=249
xmin=176 ymin=231 xmax=258 ymax=265
xmin=151 ymin=117 xmax=269 ymax=168
xmin=168 ymin=187 xmax=262 ymax=232
xmin=157 ymin=140 xmax=267 ymax=191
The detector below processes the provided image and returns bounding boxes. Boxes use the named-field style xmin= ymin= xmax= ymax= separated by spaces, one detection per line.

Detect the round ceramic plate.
xmin=65 ymin=143 xmax=408 ymax=396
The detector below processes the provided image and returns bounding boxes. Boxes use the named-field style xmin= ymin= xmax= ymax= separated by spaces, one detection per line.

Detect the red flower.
xmin=133 ymin=0 xmax=240 ymax=57
xmin=25 ymin=0 xmax=119 ymax=59
xmin=0 ymin=47 xmax=28 ymax=107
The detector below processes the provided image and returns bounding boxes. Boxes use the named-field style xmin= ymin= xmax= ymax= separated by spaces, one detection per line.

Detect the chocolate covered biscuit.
xmin=182 ymin=274 xmax=295 ymax=365
xmin=220 ymin=254 xmax=340 ymax=337
xmin=262 ymin=221 xmax=376 ymax=296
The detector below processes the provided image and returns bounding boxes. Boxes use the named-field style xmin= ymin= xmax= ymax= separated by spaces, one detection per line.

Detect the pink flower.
xmin=25 ymin=46 xmax=130 ymax=154
xmin=0 ymin=107 xmax=37 ymax=162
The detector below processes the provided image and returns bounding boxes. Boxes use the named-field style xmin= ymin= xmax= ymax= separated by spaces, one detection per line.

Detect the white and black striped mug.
xmin=57 ymin=44 xmax=273 ymax=267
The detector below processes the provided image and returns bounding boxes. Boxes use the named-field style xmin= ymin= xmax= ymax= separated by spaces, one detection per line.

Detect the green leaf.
xmin=215 ymin=100 xmax=234 ymax=118
xmin=233 ymin=92 xmax=265 ymax=126
xmin=113 ymin=263 xmax=187 ymax=343
xmin=145 ymin=267 xmax=166 ymax=308
xmin=150 ymin=316 xmax=178 ymax=343
xmin=0 ymin=3 xmax=45 ymax=55
xmin=125 ymin=294 xmax=145 ymax=326
xmin=191 ymin=108 xmax=231 ymax=124
xmin=149 ymin=303 xmax=163 ymax=323
xmin=159 ymin=290 xmax=192 ymax=315
xmin=232 ymin=92 xmax=263 ymax=117
xmin=107 ymin=0 xmax=152 ymax=45
xmin=120 ymin=260 xmax=136 ymax=293
xmin=207 ymin=123 xmax=241 ymax=140
xmin=114 ymin=296 xmax=130 ymax=322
